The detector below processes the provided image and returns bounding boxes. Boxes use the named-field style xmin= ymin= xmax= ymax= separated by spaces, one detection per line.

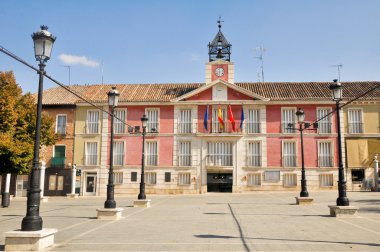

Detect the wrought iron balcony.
xmin=50 ymin=157 xmax=66 ymax=168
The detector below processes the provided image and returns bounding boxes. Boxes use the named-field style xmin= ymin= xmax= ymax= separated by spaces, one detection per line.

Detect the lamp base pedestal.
xmin=96 ymin=208 xmax=124 ymax=220
xmin=295 ymin=197 xmax=314 ymax=205
xmin=66 ymin=193 xmax=79 ymax=198
xmin=328 ymin=205 xmax=359 ymax=217
xmin=133 ymin=199 xmax=151 ymax=208
xmin=4 ymin=228 xmax=57 ymax=251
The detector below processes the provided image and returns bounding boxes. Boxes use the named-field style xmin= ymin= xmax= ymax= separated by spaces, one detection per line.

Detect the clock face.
xmin=215 ymin=67 xmax=225 ymax=77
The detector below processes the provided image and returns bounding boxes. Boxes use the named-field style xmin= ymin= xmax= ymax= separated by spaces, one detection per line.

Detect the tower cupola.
xmin=208 ymin=17 xmax=231 ymax=62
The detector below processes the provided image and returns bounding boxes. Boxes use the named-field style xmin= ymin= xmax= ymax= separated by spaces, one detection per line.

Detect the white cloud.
xmin=58 ymin=54 xmax=99 ymax=67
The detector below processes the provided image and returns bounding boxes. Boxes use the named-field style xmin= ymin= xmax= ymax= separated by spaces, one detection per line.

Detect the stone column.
xmin=374 ymin=154 xmax=379 ymax=192
xmin=67 ymin=164 xmax=79 ymax=198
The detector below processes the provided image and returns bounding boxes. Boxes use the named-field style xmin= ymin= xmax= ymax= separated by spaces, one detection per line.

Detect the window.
xmin=283 ymin=173 xmax=297 ymax=187
xmin=165 ymin=172 xmax=171 ymax=182
xmin=178 ymin=109 xmax=192 ymax=133
xmin=131 ymin=172 xmax=137 ymax=182
xmin=207 ymin=142 xmax=233 ymax=166
xmin=178 ymin=173 xmax=191 ymax=185
xmin=146 ymin=109 xmax=159 ymax=132
xmin=351 ymin=169 xmax=365 ymax=182
xmin=318 ymin=142 xmax=333 ymax=167
xmin=178 ymin=141 xmax=191 ymax=166
xmin=247 ymin=173 xmax=261 ymax=186
xmin=146 ymin=141 xmax=158 ymax=166
xmin=212 ymin=107 xmax=226 ymax=133
xmin=85 ymin=142 xmax=98 ymax=165
xmin=113 ymin=172 xmax=123 ymax=184
xmin=145 ymin=172 xmax=157 ymax=185
xmin=113 ymin=142 xmax=124 ymax=166
xmin=56 ymin=114 xmax=67 ymax=135
xmin=283 ymin=141 xmax=296 ymax=167
xmin=317 ymin=108 xmax=331 ymax=134
xmin=320 ymin=174 xmax=333 ymax=187
xmin=87 ymin=110 xmax=100 ymax=134
xmin=247 ymin=109 xmax=260 ymax=133
xmin=52 ymin=145 xmax=66 ymax=168
xmin=282 ymin=108 xmax=296 ymax=133
xmin=247 ymin=141 xmax=261 ymax=167
xmin=114 ymin=110 xmax=126 ymax=134
xmin=348 ymin=109 xmax=363 ymax=133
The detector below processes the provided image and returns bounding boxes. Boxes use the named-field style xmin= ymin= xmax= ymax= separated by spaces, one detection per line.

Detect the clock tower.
xmin=206 ymin=18 xmax=234 ymax=84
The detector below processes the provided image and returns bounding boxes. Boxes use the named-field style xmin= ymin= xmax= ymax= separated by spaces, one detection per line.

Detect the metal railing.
xmin=50 ymin=157 xmax=66 ymax=168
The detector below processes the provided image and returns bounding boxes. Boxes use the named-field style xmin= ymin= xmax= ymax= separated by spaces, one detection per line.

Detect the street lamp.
xmin=296 ymin=108 xmax=309 ymax=197
xmin=138 ymin=114 xmax=149 ymax=200
xmin=329 ymin=79 xmax=350 ymax=206
xmin=21 ymin=26 xmax=56 ymax=231
xmin=104 ymin=87 xmax=119 ymax=208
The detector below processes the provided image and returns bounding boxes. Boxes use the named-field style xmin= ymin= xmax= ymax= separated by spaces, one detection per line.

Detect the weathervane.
xmin=217 ymin=16 xmax=224 ymax=30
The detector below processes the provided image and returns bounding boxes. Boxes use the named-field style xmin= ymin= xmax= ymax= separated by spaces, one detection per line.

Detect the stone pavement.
xmin=0 ymin=191 xmax=380 ymax=251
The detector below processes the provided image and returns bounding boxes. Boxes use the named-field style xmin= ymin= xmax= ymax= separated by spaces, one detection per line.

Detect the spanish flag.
xmin=218 ymin=106 xmax=224 ymax=129
xmin=228 ymin=105 xmax=236 ymax=131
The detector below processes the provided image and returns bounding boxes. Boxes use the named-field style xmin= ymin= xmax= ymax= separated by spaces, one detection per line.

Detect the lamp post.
xmin=21 ymin=26 xmax=56 ymax=231
xmin=296 ymin=108 xmax=309 ymax=197
xmin=138 ymin=114 xmax=148 ymax=200
xmin=104 ymin=87 xmax=119 ymax=208
xmin=329 ymin=79 xmax=349 ymax=206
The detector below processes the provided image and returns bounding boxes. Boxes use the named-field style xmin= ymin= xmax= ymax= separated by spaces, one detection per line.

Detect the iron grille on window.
xmin=247 ymin=109 xmax=260 ymax=133
xmin=114 ymin=110 xmax=126 ymax=134
xmin=85 ymin=142 xmax=98 ymax=165
xmin=146 ymin=142 xmax=158 ymax=166
xmin=178 ymin=141 xmax=191 ymax=166
xmin=247 ymin=142 xmax=261 ymax=167
xmin=113 ymin=172 xmax=123 ymax=184
xmin=207 ymin=142 xmax=233 ymax=166
xmin=247 ymin=173 xmax=261 ymax=186
xmin=318 ymin=142 xmax=333 ymax=167
xmin=113 ymin=141 xmax=124 ymax=166
xmin=147 ymin=109 xmax=159 ymax=132
xmin=178 ymin=109 xmax=192 ymax=133
xmin=282 ymin=109 xmax=296 ymax=133
xmin=348 ymin=109 xmax=363 ymax=133
xmin=317 ymin=108 xmax=332 ymax=134
xmin=178 ymin=173 xmax=191 ymax=185
xmin=145 ymin=172 xmax=157 ymax=185
xmin=87 ymin=111 xmax=99 ymax=133
xmin=283 ymin=142 xmax=296 ymax=167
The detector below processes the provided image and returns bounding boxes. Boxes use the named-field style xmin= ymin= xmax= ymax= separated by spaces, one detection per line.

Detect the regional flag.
xmin=218 ymin=106 xmax=224 ymax=129
xmin=203 ymin=105 xmax=209 ymax=131
xmin=240 ymin=107 xmax=245 ymax=130
xmin=228 ymin=105 xmax=236 ymax=131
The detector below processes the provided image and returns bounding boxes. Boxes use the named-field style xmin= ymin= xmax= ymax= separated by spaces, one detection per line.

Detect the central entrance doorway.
xmin=207 ymin=173 xmax=233 ymax=192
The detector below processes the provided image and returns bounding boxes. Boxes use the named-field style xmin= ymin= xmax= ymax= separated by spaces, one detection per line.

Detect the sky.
xmin=0 ymin=0 xmax=379 ymax=94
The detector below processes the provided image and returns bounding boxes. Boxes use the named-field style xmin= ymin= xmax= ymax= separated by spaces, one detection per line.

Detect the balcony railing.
xmin=50 ymin=157 xmax=66 ymax=168
xmin=317 ymin=122 xmax=332 ymax=134
xmin=348 ymin=123 xmax=364 ymax=134
xmin=319 ymin=156 xmax=333 ymax=167
xmin=283 ymin=156 xmax=297 ymax=167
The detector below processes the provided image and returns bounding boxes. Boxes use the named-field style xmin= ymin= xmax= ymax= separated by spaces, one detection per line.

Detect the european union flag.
xmin=204 ymin=105 xmax=209 ymax=132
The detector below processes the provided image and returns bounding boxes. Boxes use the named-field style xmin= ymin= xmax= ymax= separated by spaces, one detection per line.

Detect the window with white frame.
xmin=113 ymin=172 xmax=123 ymax=184
xmin=348 ymin=109 xmax=363 ymax=133
xmin=178 ymin=109 xmax=192 ymax=133
xmin=317 ymin=108 xmax=331 ymax=134
xmin=318 ymin=141 xmax=333 ymax=167
xmin=114 ymin=110 xmax=126 ymax=134
xmin=56 ymin=114 xmax=67 ymax=135
xmin=178 ymin=173 xmax=191 ymax=185
xmin=320 ymin=174 xmax=333 ymax=187
xmin=283 ymin=173 xmax=297 ymax=187
xmin=145 ymin=172 xmax=157 ymax=185
xmin=282 ymin=108 xmax=296 ymax=133
xmin=87 ymin=110 xmax=100 ymax=134
xmin=247 ymin=141 xmax=261 ymax=167
xmin=247 ymin=109 xmax=260 ymax=133
xmin=283 ymin=141 xmax=296 ymax=167
xmin=207 ymin=142 xmax=233 ymax=166
xmin=247 ymin=173 xmax=261 ymax=186
xmin=212 ymin=107 xmax=226 ymax=133
xmin=146 ymin=141 xmax=158 ymax=166
xmin=113 ymin=141 xmax=124 ymax=166
xmin=178 ymin=141 xmax=191 ymax=166
xmin=85 ymin=142 xmax=98 ymax=165
xmin=146 ymin=109 xmax=159 ymax=132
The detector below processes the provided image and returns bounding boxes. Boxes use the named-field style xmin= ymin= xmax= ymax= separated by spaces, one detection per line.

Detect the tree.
xmin=0 ymin=71 xmax=57 ymax=174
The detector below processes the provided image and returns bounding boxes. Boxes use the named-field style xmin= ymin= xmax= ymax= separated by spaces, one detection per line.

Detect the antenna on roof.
xmin=329 ymin=64 xmax=343 ymax=82
xmin=101 ymin=60 xmax=104 ymax=84
xmin=63 ymin=65 xmax=71 ymax=85
xmin=254 ymin=46 xmax=265 ymax=83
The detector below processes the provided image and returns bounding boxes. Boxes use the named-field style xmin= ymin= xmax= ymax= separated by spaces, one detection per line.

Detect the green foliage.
xmin=0 ymin=71 xmax=57 ymax=174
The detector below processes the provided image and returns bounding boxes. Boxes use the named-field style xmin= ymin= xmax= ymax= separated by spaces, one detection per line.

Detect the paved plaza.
xmin=1 ymin=191 xmax=380 ymax=251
